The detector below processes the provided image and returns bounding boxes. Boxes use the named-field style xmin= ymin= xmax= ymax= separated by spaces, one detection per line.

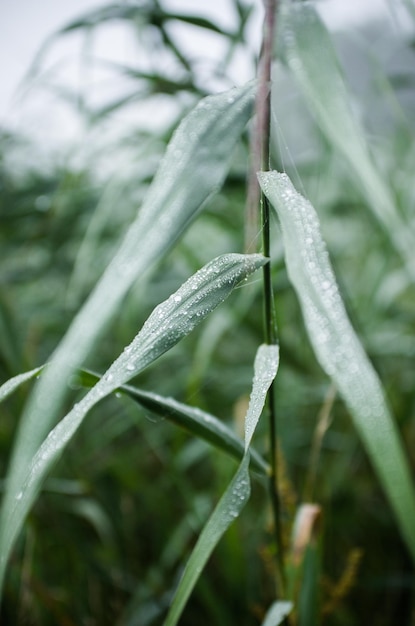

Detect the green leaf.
xmin=164 ymin=13 xmax=232 ymax=37
xmin=244 ymin=344 xmax=280 ymax=451
xmin=0 ymin=366 xmax=43 ymax=403
xmin=94 ymin=61 xmax=204 ymax=95
xmin=278 ymin=2 xmax=415 ymax=279
xmin=126 ymin=387 xmax=268 ymax=474
xmin=258 ymin=170 xmax=415 ymax=563
xmin=2 ymin=361 xmax=268 ymax=476
xmin=55 ymin=4 xmax=230 ymax=37
xmin=164 ymin=455 xmax=251 ymax=626
xmin=163 ymin=344 xmax=279 ymax=626
xmin=0 ymin=253 xmax=265 ymax=591
xmin=57 ymin=3 xmax=155 ymax=33
xmin=261 ymin=601 xmax=293 ymax=626
xmin=79 ymin=370 xmax=269 ymax=475
xmin=0 ymin=81 xmax=255 ymax=593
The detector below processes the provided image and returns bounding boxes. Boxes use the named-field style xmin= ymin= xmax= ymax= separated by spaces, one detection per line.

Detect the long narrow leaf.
xmin=0 ymin=253 xmax=265 ymax=592
xmin=79 ymin=370 xmax=268 ymax=475
xmin=126 ymin=387 xmax=268 ymax=474
xmin=278 ymin=2 xmax=415 ymax=279
xmin=258 ymin=170 xmax=415 ymax=563
xmin=245 ymin=344 xmax=280 ymax=450
xmin=163 ymin=456 xmax=251 ymax=626
xmin=58 ymin=3 xmax=154 ymax=33
xmin=1 ymin=82 xmax=255 ymax=590
xmin=0 ymin=367 xmax=43 ymax=403
xmin=163 ymin=344 xmax=279 ymax=626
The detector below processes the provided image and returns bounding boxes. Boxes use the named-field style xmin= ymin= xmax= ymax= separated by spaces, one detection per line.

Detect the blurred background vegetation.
xmin=1 ymin=0 xmax=415 ymax=624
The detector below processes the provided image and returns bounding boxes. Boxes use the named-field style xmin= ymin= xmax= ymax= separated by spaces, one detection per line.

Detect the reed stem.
xmin=247 ymin=0 xmax=286 ymax=597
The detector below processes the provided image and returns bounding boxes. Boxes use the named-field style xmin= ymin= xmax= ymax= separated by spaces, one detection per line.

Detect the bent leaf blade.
xmin=163 ymin=343 xmax=279 ymax=626
xmin=0 ymin=253 xmax=265 ymax=591
xmin=258 ymin=170 xmax=415 ymax=563
xmin=118 ymin=384 xmax=269 ymax=475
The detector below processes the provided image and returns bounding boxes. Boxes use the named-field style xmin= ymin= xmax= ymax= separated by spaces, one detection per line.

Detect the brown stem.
xmin=245 ymin=0 xmax=277 ymax=252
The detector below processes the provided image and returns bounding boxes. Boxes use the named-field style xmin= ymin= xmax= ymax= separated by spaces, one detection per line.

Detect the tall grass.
xmin=1 ymin=1 xmax=415 ymax=624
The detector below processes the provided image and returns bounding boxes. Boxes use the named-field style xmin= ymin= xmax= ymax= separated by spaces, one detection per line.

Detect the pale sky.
xmin=0 ymin=0 xmax=255 ymax=121
xmin=0 ymin=0 xmax=410 ymax=147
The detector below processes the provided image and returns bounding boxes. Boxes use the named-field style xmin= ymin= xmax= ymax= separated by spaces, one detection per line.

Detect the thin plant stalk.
xmin=248 ymin=0 xmax=286 ymax=597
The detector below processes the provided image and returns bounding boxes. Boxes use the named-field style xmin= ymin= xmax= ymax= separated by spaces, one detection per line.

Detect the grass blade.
xmin=0 ymin=367 xmax=43 ymax=403
xmin=126 ymin=387 xmax=268 ymax=474
xmin=163 ymin=344 xmax=279 ymax=626
xmin=0 ymin=253 xmax=265 ymax=593
xmin=163 ymin=455 xmax=251 ymax=626
xmin=0 ymin=82 xmax=255 ymax=590
xmin=58 ymin=4 xmax=150 ymax=31
xmin=258 ymin=170 xmax=415 ymax=563
xmin=244 ymin=344 xmax=280 ymax=451
xmin=279 ymin=2 xmax=415 ymax=279
xmin=79 ymin=370 xmax=268 ymax=475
